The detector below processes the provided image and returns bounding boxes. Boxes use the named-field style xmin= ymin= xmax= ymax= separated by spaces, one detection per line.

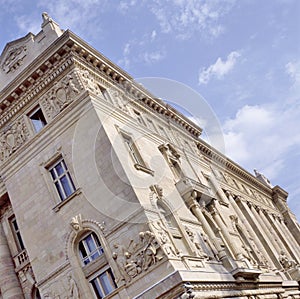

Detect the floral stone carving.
xmin=0 ymin=117 xmax=29 ymax=162
xmin=41 ymin=71 xmax=81 ymax=119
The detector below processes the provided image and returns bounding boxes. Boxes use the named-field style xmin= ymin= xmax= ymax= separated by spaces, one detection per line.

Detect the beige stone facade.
xmin=0 ymin=14 xmax=299 ymax=299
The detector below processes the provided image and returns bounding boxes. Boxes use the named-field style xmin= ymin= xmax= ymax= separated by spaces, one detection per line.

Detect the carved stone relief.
xmin=78 ymin=69 xmax=102 ymax=95
xmin=42 ymin=273 xmax=80 ymax=299
xmin=70 ymin=214 xmax=83 ymax=232
xmin=0 ymin=117 xmax=29 ymax=162
xmin=151 ymin=221 xmax=178 ymax=257
xmin=2 ymin=45 xmax=27 ymax=73
xmin=41 ymin=71 xmax=81 ymax=119
xmin=184 ymin=226 xmax=208 ymax=259
xmin=229 ymin=214 xmax=268 ymax=268
xmin=159 ymin=143 xmax=181 ymax=161
xmin=112 ymin=230 xmax=164 ymax=283
xmin=107 ymin=87 xmax=129 ymax=112
xmin=278 ymin=251 xmax=297 ymax=270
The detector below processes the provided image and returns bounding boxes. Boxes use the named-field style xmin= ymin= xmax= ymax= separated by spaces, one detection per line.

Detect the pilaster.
xmin=0 ymin=221 xmax=24 ymax=299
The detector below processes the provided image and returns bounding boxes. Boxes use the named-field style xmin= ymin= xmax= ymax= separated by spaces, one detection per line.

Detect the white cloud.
xmin=118 ymin=0 xmax=138 ymax=13
xmin=142 ymin=50 xmax=166 ymax=64
xmin=151 ymin=30 xmax=157 ymax=41
xmin=15 ymin=15 xmax=41 ymax=35
xmin=35 ymin=0 xmax=107 ymax=38
xmin=118 ymin=43 xmax=131 ymax=69
xmin=148 ymin=0 xmax=236 ymax=40
xmin=286 ymin=61 xmax=300 ymax=83
xmin=199 ymin=51 xmax=241 ymax=84
xmin=222 ymin=103 xmax=300 ymax=181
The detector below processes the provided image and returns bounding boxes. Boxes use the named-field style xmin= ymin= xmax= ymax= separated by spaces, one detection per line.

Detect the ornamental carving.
xmin=0 ymin=117 xmax=29 ymax=162
xmin=70 ymin=214 xmax=83 ymax=232
xmin=112 ymin=230 xmax=164 ymax=283
xmin=78 ymin=69 xmax=102 ymax=95
xmin=278 ymin=251 xmax=297 ymax=270
xmin=150 ymin=220 xmax=178 ymax=257
xmin=2 ymin=45 xmax=27 ymax=73
xmin=42 ymin=273 xmax=80 ymax=299
xmin=107 ymin=87 xmax=129 ymax=112
xmin=185 ymin=226 xmax=208 ymax=259
xmin=41 ymin=71 xmax=81 ymax=119
xmin=159 ymin=142 xmax=181 ymax=160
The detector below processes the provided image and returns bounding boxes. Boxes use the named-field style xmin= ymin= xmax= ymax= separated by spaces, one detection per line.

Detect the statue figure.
xmin=185 ymin=226 xmax=207 ymax=259
xmin=254 ymin=169 xmax=272 ymax=187
xmin=279 ymin=251 xmax=297 ymax=270
xmin=68 ymin=275 xmax=80 ymax=299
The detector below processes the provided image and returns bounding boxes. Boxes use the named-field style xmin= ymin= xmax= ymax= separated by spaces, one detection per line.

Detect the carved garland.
xmin=0 ymin=116 xmax=29 ymax=162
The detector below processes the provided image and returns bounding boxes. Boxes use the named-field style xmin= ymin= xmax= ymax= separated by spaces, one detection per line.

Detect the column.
xmin=226 ymin=192 xmax=274 ymax=268
xmin=209 ymin=200 xmax=244 ymax=261
xmin=236 ymin=199 xmax=282 ymax=268
xmin=272 ymin=185 xmax=300 ymax=246
xmin=187 ymin=197 xmax=226 ymax=260
xmin=0 ymin=221 xmax=24 ymax=299
xmin=270 ymin=214 xmax=300 ymax=262
xmin=256 ymin=207 xmax=283 ymax=254
xmin=279 ymin=217 xmax=300 ymax=258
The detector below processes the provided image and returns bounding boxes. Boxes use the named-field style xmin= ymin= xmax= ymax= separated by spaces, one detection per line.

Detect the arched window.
xmin=79 ymin=232 xmax=104 ymax=265
xmin=78 ymin=231 xmax=117 ymax=298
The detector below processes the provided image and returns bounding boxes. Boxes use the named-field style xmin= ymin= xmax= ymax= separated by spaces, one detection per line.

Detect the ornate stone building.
xmin=0 ymin=14 xmax=299 ymax=299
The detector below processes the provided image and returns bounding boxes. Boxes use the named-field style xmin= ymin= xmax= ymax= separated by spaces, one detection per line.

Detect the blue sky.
xmin=0 ymin=0 xmax=299 ymax=220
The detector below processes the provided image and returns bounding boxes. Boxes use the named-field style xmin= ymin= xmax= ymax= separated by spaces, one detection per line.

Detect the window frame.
xmin=79 ymin=232 xmax=104 ymax=266
xmin=9 ymin=216 xmax=25 ymax=252
xmin=28 ymin=105 xmax=47 ymax=133
xmin=120 ymin=132 xmax=154 ymax=176
xmin=89 ymin=267 xmax=117 ymax=299
xmin=48 ymin=157 xmax=76 ymax=201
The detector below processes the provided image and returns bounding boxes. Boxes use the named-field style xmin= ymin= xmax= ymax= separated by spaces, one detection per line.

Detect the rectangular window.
xmin=49 ymin=159 xmax=75 ymax=201
xmin=133 ymin=110 xmax=146 ymax=126
xmin=10 ymin=216 xmax=25 ymax=252
xmin=29 ymin=106 xmax=47 ymax=133
xmin=122 ymin=134 xmax=144 ymax=166
xmin=90 ymin=268 xmax=117 ymax=299
xmin=170 ymin=159 xmax=184 ymax=179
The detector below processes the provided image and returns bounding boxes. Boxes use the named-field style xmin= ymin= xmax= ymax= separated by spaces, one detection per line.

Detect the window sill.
xmin=53 ymin=188 xmax=81 ymax=212
xmin=134 ymin=163 xmax=154 ymax=176
xmin=83 ymin=254 xmax=107 ymax=278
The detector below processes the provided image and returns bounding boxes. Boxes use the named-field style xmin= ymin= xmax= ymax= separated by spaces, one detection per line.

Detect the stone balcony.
xmin=175 ymin=176 xmax=213 ymax=206
xmin=13 ymin=249 xmax=30 ymax=272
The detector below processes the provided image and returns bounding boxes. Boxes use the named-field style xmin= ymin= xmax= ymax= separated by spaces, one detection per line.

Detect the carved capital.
xmin=225 ymin=189 xmax=234 ymax=199
xmin=150 ymin=184 xmax=163 ymax=200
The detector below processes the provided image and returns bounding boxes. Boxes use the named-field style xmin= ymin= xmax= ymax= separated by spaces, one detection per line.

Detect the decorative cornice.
xmin=69 ymin=39 xmax=202 ymax=138
xmin=197 ymin=141 xmax=273 ymax=196
xmin=1 ymin=30 xmax=202 ymax=139
xmin=0 ymin=50 xmax=73 ymax=128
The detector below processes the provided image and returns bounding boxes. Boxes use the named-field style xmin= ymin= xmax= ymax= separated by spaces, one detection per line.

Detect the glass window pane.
xmin=79 ymin=242 xmax=87 ymax=258
xmin=30 ymin=108 xmax=47 ymax=133
xmin=17 ymin=233 xmax=25 ymax=250
xmin=12 ymin=219 xmax=18 ymax=231
xmin=55 ymin=163 xmax=64 ymax=176
xmin=91 ymin=279 xmax=104 ymax=299
xmin=55 ymin=181 xmax=65 ymax=200
xmin=100 ymin=272 xmax=114 ymax=295
xmin=85 ymin=235 xmax=97 ymax=252
xmin=50 ymin=168 xmax=56 ymax=180
xmin=61 ymin=175 xmax=73 ymax=197
xmin=91 ymin=252 xmax=100 ymax=261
